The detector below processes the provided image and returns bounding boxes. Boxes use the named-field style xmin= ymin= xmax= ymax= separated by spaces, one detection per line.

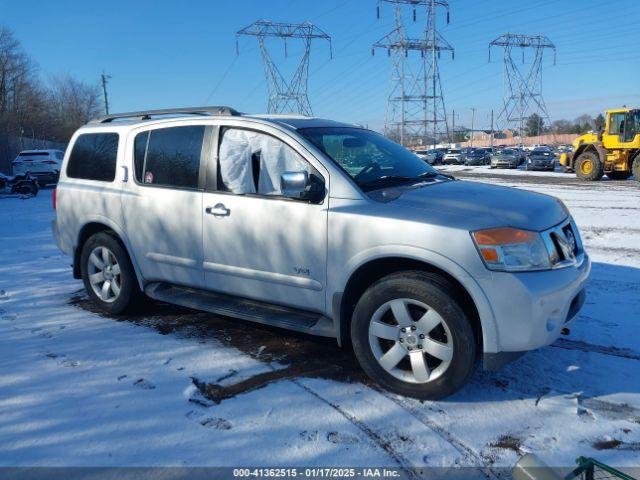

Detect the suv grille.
xmin=542 ymin=218 xmax=584 ymax=269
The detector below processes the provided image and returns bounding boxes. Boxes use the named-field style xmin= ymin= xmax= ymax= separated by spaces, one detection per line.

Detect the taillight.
xmin=53 ymin=188 xmax=57 ymax=210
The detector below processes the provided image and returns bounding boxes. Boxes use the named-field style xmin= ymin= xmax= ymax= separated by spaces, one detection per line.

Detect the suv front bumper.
xmin=481 ymin=253 xmax=591 ymax=357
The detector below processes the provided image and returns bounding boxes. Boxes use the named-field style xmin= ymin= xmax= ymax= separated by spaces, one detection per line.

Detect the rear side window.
xmin=66 ymin=133 xmax=119 ymax=181
xmin=134 ymin=126 xmax=205 ymax=189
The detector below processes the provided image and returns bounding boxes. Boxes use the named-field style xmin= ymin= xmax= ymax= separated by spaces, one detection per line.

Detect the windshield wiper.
xmin=359 ymin=175 xmax=417 ymax=186
xmin=359 ymin=172 xmax=442 ymax=190
xmin=418 ymin=171 xmax=439 ymax=179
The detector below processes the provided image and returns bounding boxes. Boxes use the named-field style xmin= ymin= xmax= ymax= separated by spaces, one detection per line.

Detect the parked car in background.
xmin=515 ymin=148 xmax=528 ymax=165
xmin=12 ymin=149 xmax=65 ymax=186
xmin=557 ymin=144 xmax=573 ymax=153
xmin=52 ymin=106 xmax=590 ymax=400
xmin=491 ymin=148 xmax=519 ymax=169
xmin=526 ymin=148 xmax=556 ymax=171
xmin=415 ymin=149 xmax=443 ymax=165
xmin=443 ymin=148 xmax=464 ymax=165
xmin=464 ymin=148 xmax=490 ymax=166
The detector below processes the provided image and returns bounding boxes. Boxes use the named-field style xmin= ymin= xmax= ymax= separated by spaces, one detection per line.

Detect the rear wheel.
xmin=81 ymin=232 xmax=140 ymax=314
xmin=351 ymin=271 xmax=477 ymax=400
xmin=575 ymin=151 xmax=604 ymax=181
xmin=607 ymin=171 xmax=632 ymax=180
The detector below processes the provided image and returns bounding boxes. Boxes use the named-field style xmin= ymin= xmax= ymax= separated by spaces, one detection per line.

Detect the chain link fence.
xmin=0 ymin=135 xmax=67 ymax=174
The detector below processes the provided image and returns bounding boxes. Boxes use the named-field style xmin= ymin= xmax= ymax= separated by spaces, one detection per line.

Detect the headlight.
xmin=471 ymin=227 xmax=551 ymax=272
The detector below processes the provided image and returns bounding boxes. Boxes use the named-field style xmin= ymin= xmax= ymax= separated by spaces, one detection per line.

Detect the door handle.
xmin=206 ymin=203 xmax=230 ymax=217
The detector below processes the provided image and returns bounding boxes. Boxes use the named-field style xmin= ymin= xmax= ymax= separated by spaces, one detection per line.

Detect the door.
xmin=121 ymin=124 xmax=209 ymax=288
xmin=202 ymin=126 xmax=328 ymax=312
xmin=621 ymin=111 xmax=640 ymax=145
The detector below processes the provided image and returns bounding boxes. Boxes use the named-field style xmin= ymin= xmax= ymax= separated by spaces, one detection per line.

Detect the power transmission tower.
xmin=489 ymin=34 xmax=556 ymax=139
xmin=101 ymin=73 xmax=111 ymax=115
xmin=236 ymin=20 xmax=332 ymax=116
xmin=373 ymin=0 xmax=453 ymax=147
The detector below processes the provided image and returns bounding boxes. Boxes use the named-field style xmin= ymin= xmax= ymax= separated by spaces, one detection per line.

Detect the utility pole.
xmin=101 ymin=73 xmax=111 ymax=115
xmin=470 ymin=107 xmax=476 ymax=147
xmin=373 ymin=0 xmax=454 ymax=147
xmin=236 ymin=20 xmax=332 ymax=116
xmin=490 ymin=109 xmax=494 ymax=150
xmin=451 ymin=108 xmax=455 ymax=145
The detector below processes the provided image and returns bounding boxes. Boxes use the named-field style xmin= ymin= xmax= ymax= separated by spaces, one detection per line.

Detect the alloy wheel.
xmin=87 ymin=246 xmax=121 ymax=303
xmin=368 ymin=298 xmax=453 ymax=384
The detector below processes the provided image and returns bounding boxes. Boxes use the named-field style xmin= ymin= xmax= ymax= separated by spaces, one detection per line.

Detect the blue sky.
xmin=2 ymin=0 xmax=638 ymax=130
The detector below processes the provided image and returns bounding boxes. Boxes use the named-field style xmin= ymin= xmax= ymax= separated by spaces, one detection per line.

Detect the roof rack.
xmin=89 ymin=106 xmax=241 ymax=124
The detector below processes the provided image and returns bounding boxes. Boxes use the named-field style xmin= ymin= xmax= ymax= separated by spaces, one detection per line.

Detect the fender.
xmin=76 ymin=214 xmax=145 ymax=290
xmin=333 ymin=245 xmax=500 ymax=354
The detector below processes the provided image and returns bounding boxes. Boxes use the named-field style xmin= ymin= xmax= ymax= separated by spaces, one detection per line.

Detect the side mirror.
xmin=281 ymin=171 xmax=324 ymax=202
xmin=281 ymin=171 xmax=309 ymax=199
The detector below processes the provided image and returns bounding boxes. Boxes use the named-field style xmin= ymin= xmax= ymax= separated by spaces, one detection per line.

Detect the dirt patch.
xmin=490 ymin=435 xmax=522 ymax=453
xmin=69 ymin=290 xmax=368 ymax=401
xmin=593 ymin=438 xmax=623 ymax=450
xmin=592 ymin=438 xmax=640 ymax=451
xmin=191 ymin=363 xmax=345 ymax=404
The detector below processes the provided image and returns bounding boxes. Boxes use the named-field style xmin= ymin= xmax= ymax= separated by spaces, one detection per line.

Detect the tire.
xmin=575 ymin=151 xmax=604 ymax=181
xmin=80 ymin=232 xmax=140 ymax=314
xmin=633 ymin=155 xmax=640 ymax=182
xmin=11 ymin=181 xmax=38 ymax=196
xmin=607 ymin=171 xmax=632 ymax=180
xmin=351 ymin=271 xmax=477 ymax=400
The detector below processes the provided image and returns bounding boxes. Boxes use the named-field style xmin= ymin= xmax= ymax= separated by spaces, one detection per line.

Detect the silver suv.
xmin=53 ymin=107 xmax=590 ymax=399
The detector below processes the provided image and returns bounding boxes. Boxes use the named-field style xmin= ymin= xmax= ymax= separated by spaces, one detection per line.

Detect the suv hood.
xmin=381 ymin=180 xmax=567 ymax=231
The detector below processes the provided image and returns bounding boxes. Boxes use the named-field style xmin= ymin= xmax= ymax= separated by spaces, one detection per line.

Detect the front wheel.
xmin=351 ymin=272 xmax=477 ymax=400
xmin=81 ymin=232 xmax=140 ymax=314
xmin=575 ymin=151 xmax=604 ymax=181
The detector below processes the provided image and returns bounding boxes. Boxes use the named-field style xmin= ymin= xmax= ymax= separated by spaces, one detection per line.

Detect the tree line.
xmin=524 ymin=112 xmax=606 ymax=137
xmin=0 ymin=26 xmax=101 ymax=145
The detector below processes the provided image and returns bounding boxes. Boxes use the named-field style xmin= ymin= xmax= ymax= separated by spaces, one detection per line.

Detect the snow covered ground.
xmin=1 ymin=173 xmax=639 ymax=475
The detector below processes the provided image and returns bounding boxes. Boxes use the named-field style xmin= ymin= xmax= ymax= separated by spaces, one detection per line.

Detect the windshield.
xmin=499 ymin=149 xmax=515 ymax=155
xmin=447 ymin=149 xmax=461 ymax=154
xmin=298 ymin=127 xmax=440 ymax=191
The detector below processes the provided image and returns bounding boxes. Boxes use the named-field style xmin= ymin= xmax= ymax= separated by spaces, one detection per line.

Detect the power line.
xmin=236 ymin=20 xmax=332 ymax=116
xmin=373 ymin=0 xmax=453 ymax=146
xmin=489 ymin=33 xmax=556 ymax=136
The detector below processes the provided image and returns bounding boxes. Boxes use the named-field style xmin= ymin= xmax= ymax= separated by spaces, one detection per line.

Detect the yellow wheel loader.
xmin=560 ymin=108 xmax=640 ymax=182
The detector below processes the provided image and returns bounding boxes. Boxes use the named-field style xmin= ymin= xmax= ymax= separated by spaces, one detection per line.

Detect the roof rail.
xmin=89 ymin=106 xmax=241 ymax=124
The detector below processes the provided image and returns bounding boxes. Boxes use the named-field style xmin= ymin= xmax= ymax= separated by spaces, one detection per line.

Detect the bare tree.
xmin=0 ymin=26 xmax=38 ymax=135
xmin=46 ymin=75 xmax=101 ymax=141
